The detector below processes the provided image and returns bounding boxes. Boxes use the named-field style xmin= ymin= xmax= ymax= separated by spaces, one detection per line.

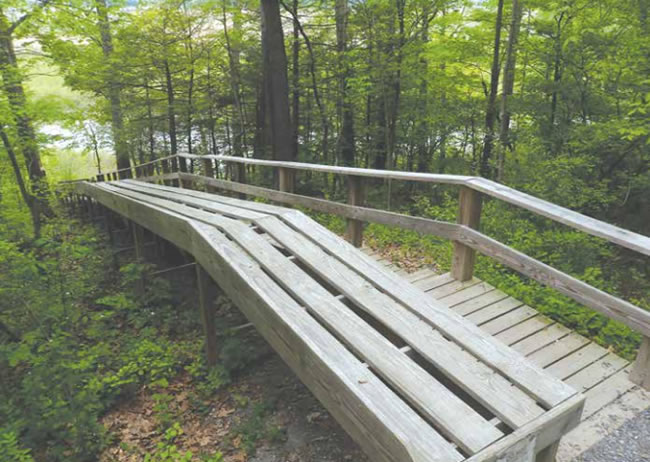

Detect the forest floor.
xmin=97 ymin=245 xmax=422 ymax=461
xmin=99 ymin=331 xmax=367 ymax=462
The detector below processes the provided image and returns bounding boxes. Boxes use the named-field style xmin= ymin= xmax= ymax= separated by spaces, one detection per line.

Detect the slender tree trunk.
xmin=95 ymin=0 xmax=130 ymax=175
xmin=496 ymin=0 xmax=523 ymax=181
xmin=260 ymin=0 xmax=294 ymax=166
xmin=222 ymin=1 xmax=247 ymax=158
xmin=145 ymin=78 xmax=156 ymax=160
xmin=336 ymin=0 xmax=355 ymax=166
xmin=0 ymin=11 xmax=50 ymax=214
xmin=387 ymin=0 xmax=405 ymax=170
xmin=164 ymin=59 xmax=178 ymax=155
xmin=291 ymin=0 xmax=300 ymax=160
xmin=479 ymin=0 xmax=505 ymax=178
xmin=0 ymin=125 xmax=40 ymax=238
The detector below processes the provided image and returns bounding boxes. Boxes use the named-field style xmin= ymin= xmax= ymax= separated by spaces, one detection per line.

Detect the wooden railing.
xmin=78 ymin=153 xmax=650 ymax=390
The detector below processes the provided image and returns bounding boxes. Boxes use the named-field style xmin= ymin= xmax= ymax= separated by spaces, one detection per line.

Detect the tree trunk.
xmin=336 ymin=0 xmax=356 ymax=166
xmin=291 ymin=0 xmax=300 ymax=160
xmin=0 ymin=11 xmax=50 ymax=210
xmin=496 ymin=0 xmax=523 ymax=182
xmin=260 ymin=0 xmax=293 ymax=168
xmin=479 ymin=0 xmax=505 ymax=178
xmin=95 ymin=0 xmax=130 ymax=175
xmin=0 ymin=125 xmax=40 ymax=238
xmin=164 ymin=59 xmax=178 ymax=155
xmin=222 ymin=1 xmax=247 ymax=159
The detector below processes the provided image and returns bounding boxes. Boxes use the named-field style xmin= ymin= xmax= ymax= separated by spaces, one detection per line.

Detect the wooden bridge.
xmin=62 ymin=154 xmax=650 ymax=462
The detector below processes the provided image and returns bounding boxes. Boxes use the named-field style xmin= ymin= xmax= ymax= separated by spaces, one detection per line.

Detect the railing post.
xmin=451 ymin=186 xmax=482 ymax=282
xmin=178 ymin=157 xmax=189 ymax=188
xmin=202 ymin=157 xmax=218 ymax=193
xmin=161 ymin=159 xmax=170 ymax=185
xmin=196 ymin=264 xmax=218 ymax=368
xmin=346 ymin=175 xmax=365 ymax=248
xmin=630 ymin=337 xmax=650 ymax=391
xmin=278 ymin=167 xmax=294 ymax=193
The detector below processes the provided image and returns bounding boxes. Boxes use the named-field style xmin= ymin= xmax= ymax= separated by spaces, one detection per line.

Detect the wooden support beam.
xmin=346 ymin=176 xmax=365 ymax=248
xmin=535 ymin=441 xmax=559 ymax=462
xmin=130 ymin=221 xmax=146 ymax=296
xmin=278 ymin=167 xmax=295 ymax=193
xmin=196 ymin=264 xmax=219 ymax=368
xmin=452 ymin=186 xmax=482 ymax=282
xmin=630 ymin=336 xmax=650 ymax=391
xmin=202 ymin=158 xmax=218 ymax=193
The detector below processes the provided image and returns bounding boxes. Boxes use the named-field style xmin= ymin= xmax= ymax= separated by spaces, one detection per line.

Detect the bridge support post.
xmin=196 ymin=264 xmax=218 ymax=368
xmin=536 ymin=441 xmax=559 ymax=462
xmin=630 ymin=336 xmax=650 ymax=391
xmin=451 ymin=186 xmax=482 ymax=282
xmin=346 ymin=175 xmax=365 ymax=248
xmin=131 ymin=222 xmax=146 ymax=296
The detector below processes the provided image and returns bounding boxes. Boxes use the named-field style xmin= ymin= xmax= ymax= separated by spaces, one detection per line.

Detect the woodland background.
xmin=1 ymin=0 xmax=649 ymax=460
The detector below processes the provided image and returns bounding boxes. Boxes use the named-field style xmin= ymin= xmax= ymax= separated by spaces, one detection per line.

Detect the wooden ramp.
xmin=75 ymin=179 xmax=585 ymax=462
xmin=365 ymin=252 xmax=650 ymax=461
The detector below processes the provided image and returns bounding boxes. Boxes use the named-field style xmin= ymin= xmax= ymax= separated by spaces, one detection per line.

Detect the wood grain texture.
xmin=452 ymin=186 xmax=482 ymax=282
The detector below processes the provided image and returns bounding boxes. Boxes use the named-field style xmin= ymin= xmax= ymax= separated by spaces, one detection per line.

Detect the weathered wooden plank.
xmin=545 ymin=343 xmax=609 ymax=380
xmin=104 ymin=183 xmax=502 ymax=453
xmin=480 ymin=306 xmax=539 ymax=336
xmin=451 ymin=187 xmax=482 ymax=282
xmin=466 ymin=297 xmax=523 ymax=326
xmin=581 ymin=367 xmax=635 ymax=419
xmin=258 ymin=215 xmax=544 ymax=431
xmin=512 ymin=324 xmax=572 ymax=357
xmin=407 ymin=268 xmax=436 ymax=283
xmin=277 ymin=211 xmax=577 ymax=408
xmin=441 ymin=282 xmax=496 ymax=309
xmin=413 ymin=272 xmax=456 ymax=291
xmin=78 ymin=182 xmax=464 ymax=462
xmin=496 ymin=317 xmax=554 ymax=347
xmin=528 ymin=333 xmax=590 ymax=369
xmin=565 ymin=353 xmax=629 ymax=392
xmin=451 ymin=289 xmax=509 ymax=317
xmin=465 ymin=394 xmax=584 ymax=462
xmin=427 ymin=278 xmax=482 ymax=299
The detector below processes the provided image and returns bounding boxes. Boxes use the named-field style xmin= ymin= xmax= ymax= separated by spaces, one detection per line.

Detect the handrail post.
xmin=630 ymin=337 xmax=650 ymax=391
xmin=346 ymin=175 xmax=365 ymax=247
xmin=178 ymin=156 xmax=189 ymax=188
xmin=161 ymin=159 xmax=170 ymax=185
xmin=451 ymin=186 xmax=482 ymax=281
xmin=278 ymin=167 xmax=294 ymax=193
xmin=202 ymin=157 xmax=218 ymax=193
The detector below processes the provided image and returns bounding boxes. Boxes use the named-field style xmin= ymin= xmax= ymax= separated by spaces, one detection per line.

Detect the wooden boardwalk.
xmin=70 ymin=179 xmax=590 ymax=462
xmin=365 ymin=250 xmax=650 ymax=461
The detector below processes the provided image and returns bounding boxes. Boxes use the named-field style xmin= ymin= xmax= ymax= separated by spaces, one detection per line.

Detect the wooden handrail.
xmin=177 ymin=154 xmax=650 ymax=257
xmin=75 ymin=155 xmax=650 ymax=390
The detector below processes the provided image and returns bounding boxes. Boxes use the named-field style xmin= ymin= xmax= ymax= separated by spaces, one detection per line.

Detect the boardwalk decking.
xmin=71 ymin=179 xmax=588 ymax=462
xmin=365 ymin=250 xmax=650 ymax=461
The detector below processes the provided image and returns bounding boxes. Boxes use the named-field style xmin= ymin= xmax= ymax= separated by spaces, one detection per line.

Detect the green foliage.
xmin=0 ymin=429 xmax=34 ymax=462
xmin=233 ymin=400 xmax=285 ymax=455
